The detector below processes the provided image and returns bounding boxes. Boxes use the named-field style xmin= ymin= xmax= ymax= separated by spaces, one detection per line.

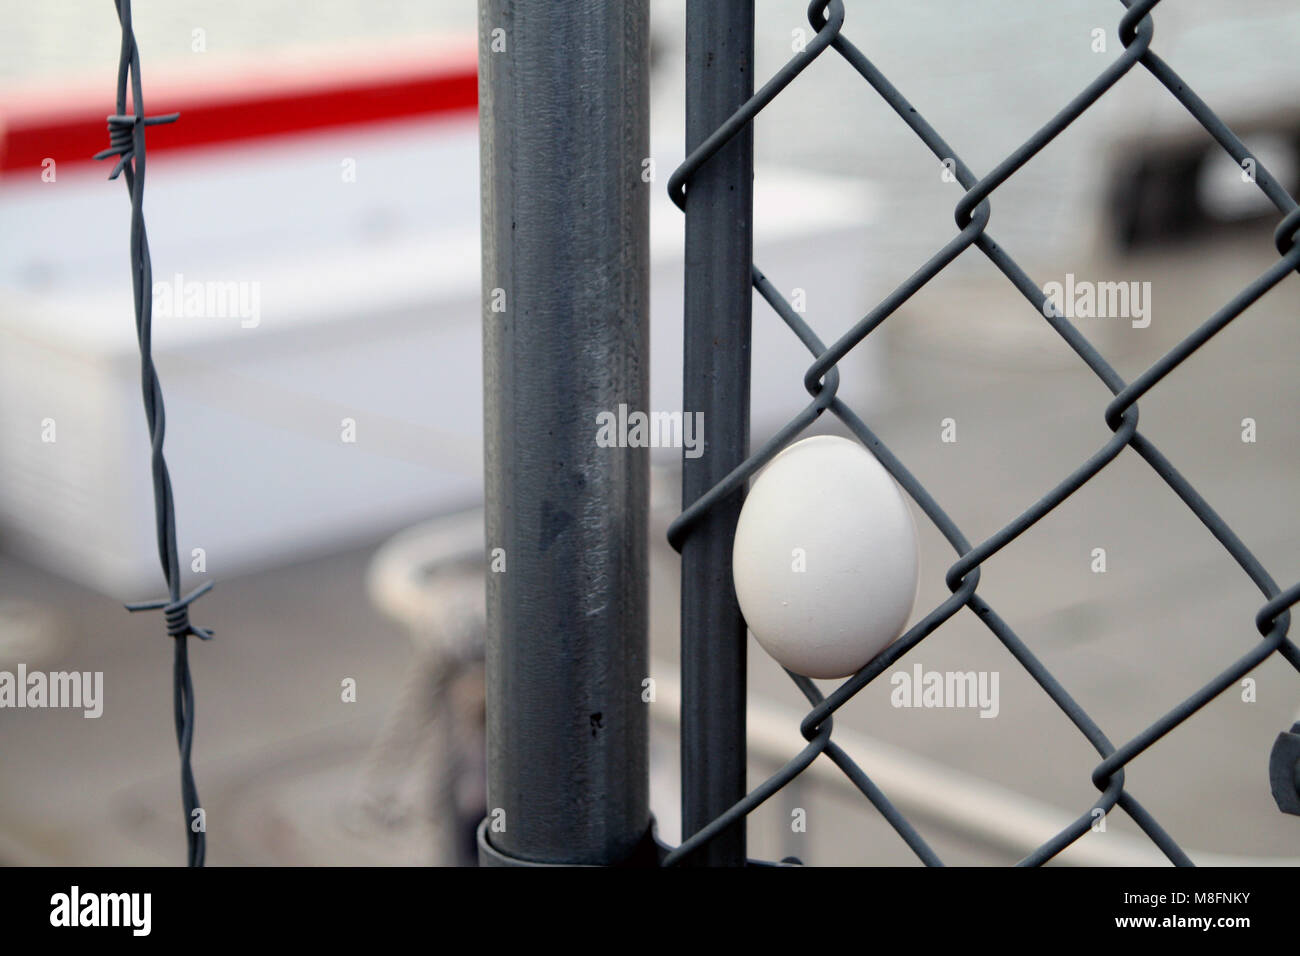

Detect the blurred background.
xmin=1 ymin=0 xmax=1298 ymax=865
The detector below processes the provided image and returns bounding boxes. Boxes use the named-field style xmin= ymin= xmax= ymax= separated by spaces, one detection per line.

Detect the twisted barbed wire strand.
xmin=95 ymin=0 xmax=210 ymax=868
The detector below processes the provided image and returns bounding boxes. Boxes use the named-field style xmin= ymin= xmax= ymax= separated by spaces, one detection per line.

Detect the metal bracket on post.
xmin=1270 ymin=722 xmax=1300 ymax=815
xmin=476 ymin=818 xmax=663 ymax=868
xmin=478 ymin=0 xmax=651 ymax=866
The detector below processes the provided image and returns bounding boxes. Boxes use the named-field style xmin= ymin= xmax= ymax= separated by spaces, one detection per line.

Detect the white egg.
xmin=732 ymin=434 xmax=919 ymax=679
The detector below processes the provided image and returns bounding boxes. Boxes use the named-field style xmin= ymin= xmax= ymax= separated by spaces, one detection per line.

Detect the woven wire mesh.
xmin=664 ymin=0 xmax=1300 ymax=866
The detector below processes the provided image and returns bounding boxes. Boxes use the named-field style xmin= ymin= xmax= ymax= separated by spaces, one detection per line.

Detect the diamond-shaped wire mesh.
xmin=665 ymin=0 xmax=1300 ymax=866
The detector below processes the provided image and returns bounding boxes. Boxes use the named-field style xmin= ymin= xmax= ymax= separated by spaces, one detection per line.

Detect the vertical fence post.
xmin=477 ymin=0 xmax=652 ymax=866
xmin=680 ymin=0 xmax=755 ymax=866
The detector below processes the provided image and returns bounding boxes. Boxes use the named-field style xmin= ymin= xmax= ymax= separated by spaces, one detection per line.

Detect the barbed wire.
xmin=667 ymin=0 xmax=1300 ymax=866
xmin=95 ymin=0 xmax=210 ymax=868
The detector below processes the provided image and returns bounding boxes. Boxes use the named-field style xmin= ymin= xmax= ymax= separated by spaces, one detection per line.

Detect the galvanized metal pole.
xmin=478 ymin=0 xmax=651 ymax=866
xmin=680 ymin=0 xmax=754 ymax=866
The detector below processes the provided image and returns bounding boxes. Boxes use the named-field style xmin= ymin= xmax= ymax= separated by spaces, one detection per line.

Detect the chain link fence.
xmin=665 ymin=0 xmax=1300 ymax=866
xmin=78 ymin=0 xmax=1300 ymax=868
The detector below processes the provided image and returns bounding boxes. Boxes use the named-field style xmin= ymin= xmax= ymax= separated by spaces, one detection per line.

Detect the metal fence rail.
xmin=667 ymin=0 xmax=1300 ymax=866
xmin=678 ymin=0 xmax=755 ymax=867
xmin=479 ymin=0 xmax=653 ymax=867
